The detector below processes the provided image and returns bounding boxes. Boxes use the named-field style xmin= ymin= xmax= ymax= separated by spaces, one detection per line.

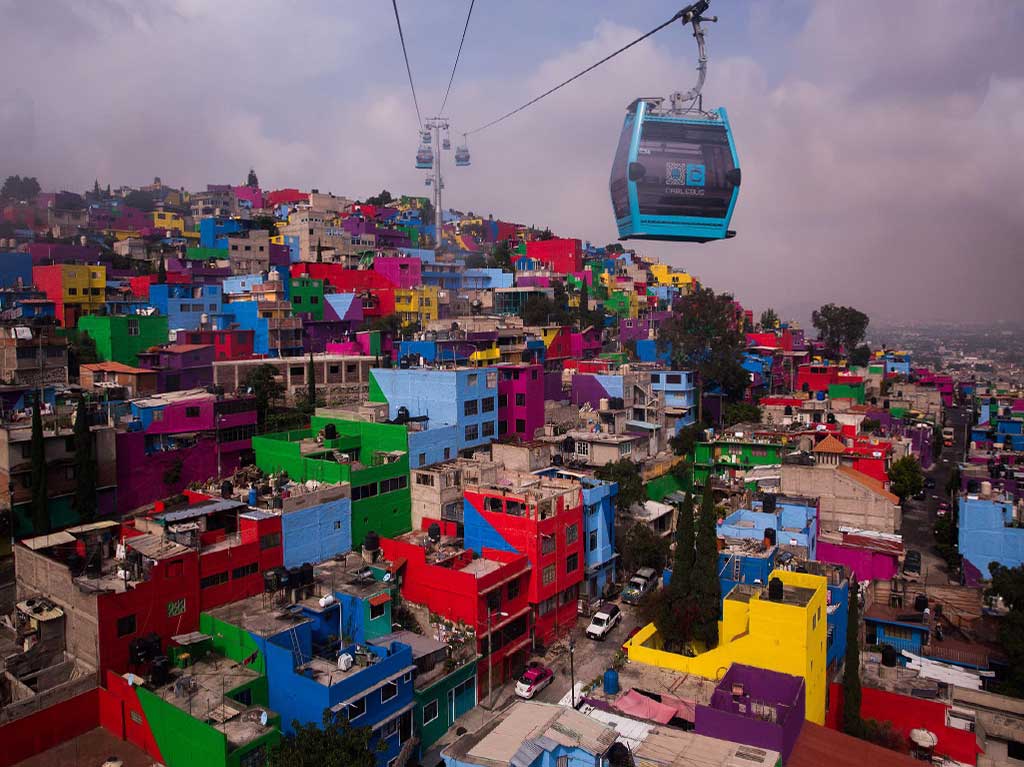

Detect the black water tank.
xmin=276 ymin=566 xmax=290 ymax=588
xmin=400 ymin=356 xmax=411 ymax=369
xmin=324 ymin=423 xmax=337 ymax=440
xmin=150 ymin=656 xmax=171 ymax=687
xmin=288 ymin=567 xmax=302 ymax=587
xmin=364 ymin=531 xmax=380 ymax=552
xmin=300 ymin=562 xmax=314 ymax=585
xmin=551 ymin=454 xmax=563 ymax=466
xmin=428 ymin=522 xmax=441 ymax=542
xmin=129 ymin=638 xmax=147 ymax=665
xmin=761 ymin=494 xmax=777 ymax=515
xmin=221 ymin=480 xmax=233 ymax=499
xmin=396 ymin=406 xmax=410 ymax=423
xmin=764 ymin=527 xmax=777 ymax=546
xmin=881 ymin=645 xmax=899 ymax=667
xmin=966 ymin=479 xmax=981 ymax=493
xmin=914 ymin=594 xmax=928 ymax=612
xmin=768 ymin=577 xmax=784 ymax=602
xmin=264 ymin=569 xmax=279 ymax=593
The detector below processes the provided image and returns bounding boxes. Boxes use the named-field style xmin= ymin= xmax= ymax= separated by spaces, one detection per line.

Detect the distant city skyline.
xmin=2 ymin=0 xmax=1022 ymax=323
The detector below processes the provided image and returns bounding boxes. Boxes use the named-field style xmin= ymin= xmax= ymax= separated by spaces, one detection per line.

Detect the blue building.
xmin=199 ymin=217 xmax=243 ymax=248
xmin=959 ymin=493 xmax=1023 ymax=577
xmin=863 ymin=609 xmax=930 ymax=659
xmin=279 ymin=486 xmax=353 ymax=569
xmin=648 ymin=369 xmax=696 ymax=430
xmin=370 ymin=367 xmax=499 ymax=466
xmin=222 ymin=300 xmax=270 ymax=355
xmin=462 ymin=268 xmax=513 ymax=290
xmin=148 ymin=283 xmax=224 ymax=331
xmin=222 ymin=273 xmax=265 ymax=297
xmin=717 ymin=496 xmax=819 ymax=560
xmin=635 ymin=339 xmax=670 ymax=364
xmin=0 ymin=252 xmax=33 ymax=288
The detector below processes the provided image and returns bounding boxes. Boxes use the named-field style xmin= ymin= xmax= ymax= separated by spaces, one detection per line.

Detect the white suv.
xmin=586 ymin=604 xmax=622 ymax=640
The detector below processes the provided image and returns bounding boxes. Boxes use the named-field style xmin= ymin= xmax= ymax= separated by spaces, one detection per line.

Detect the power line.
xmin=466 ymin=7 xmax=690 ymax=136
xmin=391 ymin=0 xmax=423 ymax=128
xmin=440 ymin=0 xmax=476 ymax=115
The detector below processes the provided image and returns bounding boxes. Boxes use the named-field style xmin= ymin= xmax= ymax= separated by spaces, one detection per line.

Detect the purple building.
xmin=342 ymin=217 xmax=411 ymax=249
xmin=695 ymin=664 xmax=805 ymax=762
xmin=136 ymin=343 xmax=215 ymax=391
xmin=619 ymin=312 xmax=671 ymax=344
xmin=498 ymin=363 xmax=545 ymax=441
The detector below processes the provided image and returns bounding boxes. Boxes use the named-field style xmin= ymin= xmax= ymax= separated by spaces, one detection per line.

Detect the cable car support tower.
xmin=425 ymin=116 xmax=449 ymax=253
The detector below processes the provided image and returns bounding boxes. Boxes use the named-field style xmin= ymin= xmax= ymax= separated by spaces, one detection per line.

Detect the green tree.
xmin=811 ymin=303 xmax=870 ymax=359
xmin=860 ymin=418 xmax=881 ymax=434
xmin=658 ymin=287 xmax=749 ymax=402
xmin=888 ymin=455 xmax=924 ymax=502
xmin=29 ymin=397 xmax=48 ymax=534
xmin=538 ymin=227 xmax=554 ymax=240
xmin=655 ymin=494 xmax=698 ymax=651
xmin=366 ymin=313 xmax=403 ymax=338
xmin=306 ymin=352 xmax=317 ymax=414
xmin=849 ymin=344 xmax=872 ymax=367
xmin=268 ymin=711 xmax=379 ymax=767
xmin=989 ymin=563 xmax=1024 ymax=697
xmin=619 ymin=522 xmax=670 ymax=575
xmin=842 ymin=575 xmax=863 ymax=736
xmin=157 ymin=254 xmax=167 ymax=284
xmin=723 ymin=402 xmax=761 ymax=428
xmin=577 ymin=281 xmax=590 ymax=327
xmin=123 ymin=189 xmax=156 ymax=212
xmin=669 ymin=423 xmax=705 ymax=458
xmin=72 ymin=397 xmax=97 ymax=524
xmin=464 ymin=252 xmax=486 ymax=269
xmin=243 ymin=363 xmax=285 ymax=427
xmin=945 ymin=464 xmax=962 ymax=497
xmin=1 ymin=175 xmax=41 ymax=202
xmin=522 ymin=295 xmax=554 ymax=326
xmin=491 ymin=239 xmax=513 ymax=272
xmin=364 ymin=190 xmax=394 ymax=206
xmin=595 ymin=458 xmax=645 ymax=513
xmin=691 ymin=484 xmax=721 ymax=649
xmin=759 ymin=308 xmax=779 ymax=331
xmin=251 ymin=215 xmax=278 ymax=233
xmin=67 ymin=330 xmax=99 ymax=381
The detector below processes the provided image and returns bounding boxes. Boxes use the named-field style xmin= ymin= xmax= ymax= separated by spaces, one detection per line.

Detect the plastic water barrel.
xmin=603 ymin=669 xmax=619 ymax=695
xmin=248 ymin=487 xmax=258 ymax=506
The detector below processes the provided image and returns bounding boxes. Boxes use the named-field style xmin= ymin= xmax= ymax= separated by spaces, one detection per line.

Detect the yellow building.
xmin=650 ymin=263 xmax=696 ymax=292
xmin=151 ymin=210 xmax=185 ymax=234
xmin=394 ymin=285 xmax=439 ymax=327
xmin=469 ymin=344 xmax=501 ymax=366
xmin=625 ymin=569 xmax=828 ymax=724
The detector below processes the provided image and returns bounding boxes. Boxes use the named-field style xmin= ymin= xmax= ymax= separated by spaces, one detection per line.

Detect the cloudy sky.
xmin=2 ymin=0 xmax=1022 ymax=324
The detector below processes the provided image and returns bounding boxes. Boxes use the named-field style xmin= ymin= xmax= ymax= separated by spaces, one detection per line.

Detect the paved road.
xmin=900 ymin=405 xmax=969 ymax=585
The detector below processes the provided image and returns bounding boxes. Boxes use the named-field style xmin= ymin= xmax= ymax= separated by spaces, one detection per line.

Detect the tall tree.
xmin=655 ymin=493 xmax=699 ymax=650
xmin=691 ymin=484 xmax=721 ymax=649
xmin=759 ymin=308 xmax=779 ymax=331
xmin=888 ymin=455 xmax=924 ymax=502
xmin=595 ymin=459 xmax=645 ymax=513
xmin=157 ymin=254 xmax=167 ymax=284
xmin=491 ymin=239 xmax=513 ymax=272
xmin=658 ymin=287 xmax=749 ymax=402
xmin=668 ymin=493 xmax=695 ymax=597
xmin=72 ymin=397 xmax=97 ymax=523
xmin=842 ymin=574 xmax=863 ymax=736
xmin=811 ymin=303 xmax=870 ymax=359
xmin=306 ymin=352 xmax=317 ymax=414
xmin=243 ymin=363 xmax=285 ymax=427
xmin=1 ymin=175 xmax=41 ymax=203
xmin=267 ymin=711 xmax=378 ymax=767
xmin=578 ymin=280 xmax=590 ymax=327
xmin=29 ymin=396 xmax=48 ymax=534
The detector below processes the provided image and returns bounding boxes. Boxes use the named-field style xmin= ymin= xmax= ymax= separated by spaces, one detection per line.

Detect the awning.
xmin=369 ymin=593 xmax=391 ymax=607
xmin=64 ymin=520 xmax=119 ymax=534
xmin=626 ymin=420 xmax=661 ymax=431
xmin=21 ymin=531 xmax=75 ymax=550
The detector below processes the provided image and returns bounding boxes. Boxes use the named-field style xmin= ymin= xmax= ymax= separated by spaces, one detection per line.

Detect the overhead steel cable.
xmin=440 ymin=0 xmax=476 ymax=115
xmin=391 ymin=0 xmax=423 ymax=128
xmin=466 ymin=6 xmax=691 ymax=136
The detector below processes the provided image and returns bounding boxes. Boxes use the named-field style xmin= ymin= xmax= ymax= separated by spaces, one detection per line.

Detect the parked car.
xmin=622 ymin=567 xmax=659 ymax=605
xmin=586 ymin=604 xmax=622 ymax=640
xmin=621 ymin=626 xmax=641 ymax=652
xmin=515 ymin=664 xmax=554 ymax=699
xmin=904 ymin=550 xmax=922 ymax=580
xmin=937 ymin=501 xmax=951 ymax=517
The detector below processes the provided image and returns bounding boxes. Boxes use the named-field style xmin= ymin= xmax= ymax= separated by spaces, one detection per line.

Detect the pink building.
xmin=569 ymin=327 xmax=602 ymax=358
xmin=498 ymin=363 xmax=545 ymax=441
xmin=232 ymin=185 xmax=265 ymax=209
xmin=373 ymin=255 xmax=422 ymax=289
xmin=816 ymin=530 xmax=902 ymax=582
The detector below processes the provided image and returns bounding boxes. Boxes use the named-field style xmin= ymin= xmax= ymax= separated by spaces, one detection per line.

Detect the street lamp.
xmin=486 ymin=608 xmax=509 ymax=709
xmin=568 ymin=635 xmax=577 ymax=709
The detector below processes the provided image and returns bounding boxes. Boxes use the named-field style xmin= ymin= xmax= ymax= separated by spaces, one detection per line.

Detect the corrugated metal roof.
xmin=21 ymin=531 xmax=75 ymax=550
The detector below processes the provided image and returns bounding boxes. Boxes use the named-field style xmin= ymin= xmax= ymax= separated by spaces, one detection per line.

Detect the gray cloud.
xmin=0 ymin=0 xmax=1021 ymax=323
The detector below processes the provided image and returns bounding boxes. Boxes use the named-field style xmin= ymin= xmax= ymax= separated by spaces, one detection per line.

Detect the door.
xmin=448 ymin=688 xmax=455 ymax=722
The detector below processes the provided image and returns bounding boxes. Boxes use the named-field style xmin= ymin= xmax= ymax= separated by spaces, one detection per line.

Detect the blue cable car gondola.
xmin=415 ymin=144 xmax=434 ymax=170
xmin=609 ymin=1 xmax=740 ymax=243
xmin=454 ymin=135 xmax=471 ymax=167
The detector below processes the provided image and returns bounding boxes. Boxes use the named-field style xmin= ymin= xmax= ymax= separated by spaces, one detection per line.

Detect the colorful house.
xmin=148 ymin=283 xmax=224 ymax=331
xmin=497 ymin=363 xmax=544 ymax=441
xmin=137 ymin=343 xmax=215 ymax=391
xmin=33 ymin=263 xmax=107 ymax=327
xmin=78 ymin=313 xmax=170 ymax=366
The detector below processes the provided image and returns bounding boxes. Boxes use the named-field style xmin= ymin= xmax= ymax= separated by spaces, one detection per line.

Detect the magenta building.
xmin=695 ymin=664 xmax=805 ymax=762
xmin=498 ymin=363 xmax=545 ymax=441
xmin=137 ymin=343 xmax=215 ymax=391
xmin=373 ymin=255 xmax=422 ymax=289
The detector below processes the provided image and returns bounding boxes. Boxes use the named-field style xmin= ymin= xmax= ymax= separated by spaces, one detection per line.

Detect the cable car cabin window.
xmin=634 ymin=120 xmax=735 ymax=219
xmin=610 ymin=114 xmax=635 ymax=220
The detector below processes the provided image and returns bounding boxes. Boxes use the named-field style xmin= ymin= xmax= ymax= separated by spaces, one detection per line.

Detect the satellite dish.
xmin=382 ymin=572 xmax=392 ymax=582
xmin=259 ymin=710 xmax=269 ymax=727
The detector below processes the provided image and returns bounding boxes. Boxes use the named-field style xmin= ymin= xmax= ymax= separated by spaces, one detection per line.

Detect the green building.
xmin=692 ymin=437 xmax=784 ymax=489
xmin=828 ymin=381 xmax=866 ymax=404
xmin=603 ymin=290 xmax=634 ymax=318
xmin=78 ymin=314 xmax=169 ymax=366
xmin=186 ymin=246 xmax=224 ymax=261
xmin=252 ymin=416 xmax=412 ymax=543
xmin=289 ymin=276 xmax=325 ymax=320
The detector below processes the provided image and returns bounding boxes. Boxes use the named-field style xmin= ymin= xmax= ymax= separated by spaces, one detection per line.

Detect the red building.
xmin=525 ymin=238 xmax=583 ymax=274
xmin=463 ymin=475 xmax=585 ymax=645
xmin=796 ymin=364 xmax=861 ymax=394
xmin=290 ymin=263 xmax=395 ymax=318
xmin=177 ymin=327 xmax=256 ymax=361
xmin=379 ymin=531 xmax=532 ymax=696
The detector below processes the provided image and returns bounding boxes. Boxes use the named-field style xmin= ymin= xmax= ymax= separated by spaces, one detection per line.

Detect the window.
xmin=498 ymin=394 xmax=508 ymax=408
xmin=541 ymin=535 xmax=556 ymax=555
xmin=575 ymin=441 xmax=590 ymax=457
xmin=127 ymin=318 xmax=139 ymax=336
xmin=566 ymin=553 xmax=579 ymax=573
xmin=619 ymin=442 xmax=633 ymax=456
xmin=508 ymin=579 xmax=520 ymax=600
xmin=259 ymin=532 xmax=281 ymax=550
xmin=167 ymin=599 xmax=187 ymax=617
xmin=381 ymin=681 xmax=398 ymax=702
xmin=232 ymin=562 xmax=258 ymax=579
xmin=482 ymin=397 xmax=495 ymax=413
xmin=467 ymin=373 xmax=478 ymax=387
xmin=590 ymin=531 xmax=598 ymax=551
xmin=465 ymin=424 xmax=479 ymax=441
xmin=1007 ymin=741 xmax=1024 ymax=760
xmin=542 ymin=565 xmax=556 ymax=585
xmin=380 ymin=476 xmax=408 ymax=494
xmin=416 ymin=473 xmax=435 ymax=487
xmin=68 ymin=287 xmax=78 ymax=296
xmin=185 ymin=406 xmax=200 ymax=418
xmin=566 ymin=524 xmax=579 ymax=544
xmin=370 ymin=600 xmax=387 ymax=620
xmin=515 ymin=419 xmax=525 ymax=433
xmin=201 ymin=571 xmax=229 ymax=589
xmin=539 ymin=596 xmax=556 ymax=615
xmin=423 ymin=699 xmax=439 ymax=724
xmin=117 ymin=614 xmax=136 ymax=637
xmin=347 ymin=697 xmax=366 ymax=721
xmin=352 ymin=483 xmax=379 ymax=501
xmin=486 ymin=372 xmax=497 ymax=388
xmin=382 ymin=718 xmax=399 ymax=738
xmin=464 ymin=399 xmax=478 ymax=416
xmin=444 ymin=447 xmax=451 ymax=460
xmin=515 ymin=393 xmax=526 ymax=407
xmin=482 ymin=421 xmax=495 ymax=437
xmin=289 ymin=366 xmax=303 ymax=377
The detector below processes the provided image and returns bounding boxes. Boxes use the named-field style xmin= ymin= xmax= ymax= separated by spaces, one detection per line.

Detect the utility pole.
xmin=424 ymin=117 xmax=449 ymax=254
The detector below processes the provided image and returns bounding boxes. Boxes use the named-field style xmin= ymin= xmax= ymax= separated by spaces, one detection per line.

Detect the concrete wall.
xmin=781 ymin=463 xmax=900 ymax=534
